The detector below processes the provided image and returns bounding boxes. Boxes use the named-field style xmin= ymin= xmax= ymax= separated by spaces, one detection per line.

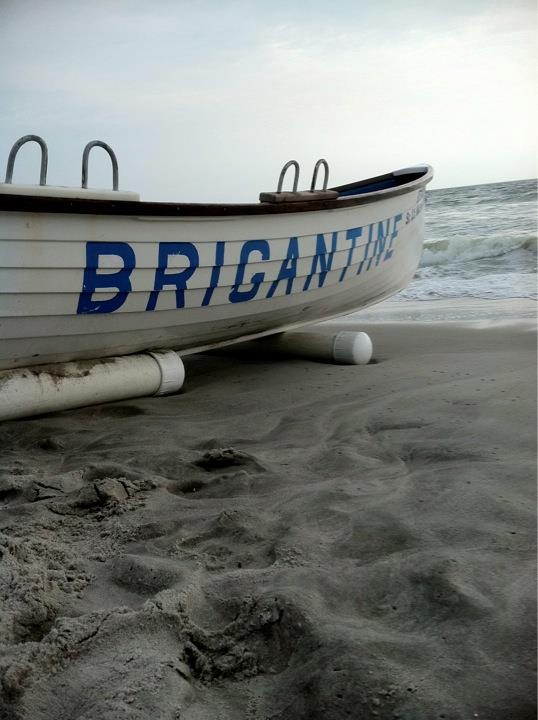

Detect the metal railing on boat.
xmin=260 ymin=158 xmax=337 ymax=203
xmin=0 ymin=135 xmax=138 ymax=199
xmin=4 ymin=134 xmax=49 ymax=185
xmin=81 ymin=140 xmax=119 ymax=191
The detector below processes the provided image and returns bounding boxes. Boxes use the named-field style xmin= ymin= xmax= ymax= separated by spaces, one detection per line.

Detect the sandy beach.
xmin=0 ymin=299 xmax=536 ymax=720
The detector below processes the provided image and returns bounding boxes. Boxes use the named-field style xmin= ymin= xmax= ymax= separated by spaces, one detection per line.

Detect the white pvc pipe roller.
xmin=259 ymin=330 xmax=373 ymax=364
xmin=0 ymin=350 xmax=184 ymax=421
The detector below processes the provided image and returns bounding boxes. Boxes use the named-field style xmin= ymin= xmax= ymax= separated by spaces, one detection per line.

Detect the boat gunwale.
xmin=0 ymin=167 xmax=433 ymax=217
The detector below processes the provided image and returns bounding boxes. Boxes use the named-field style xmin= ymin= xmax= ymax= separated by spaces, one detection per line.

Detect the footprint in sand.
xmin=110 ymin=554 xmax=183 ymax=595
xmin=166 ymin=448 xmax=267 ymax=499
xmin=193 ymin=447 xmax=265 ymax=472
xmin=173 ymin=509 xmax=278 ymax=571
xmin=49 ymin=463 xmax=154 ymax=516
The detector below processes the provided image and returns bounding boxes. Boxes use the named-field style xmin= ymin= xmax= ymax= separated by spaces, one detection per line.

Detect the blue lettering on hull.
xmin=77 ymin=204 xmax=421 ymax=314
xmin=77 ymin=242 xmax=135 ymax=314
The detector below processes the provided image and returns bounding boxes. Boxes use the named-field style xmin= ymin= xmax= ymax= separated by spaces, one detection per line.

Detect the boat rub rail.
xmin=0 ymin=169 xmax=431 ymax=217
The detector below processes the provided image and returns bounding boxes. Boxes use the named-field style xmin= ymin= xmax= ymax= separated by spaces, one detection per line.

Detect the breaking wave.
xmin=398 ymin=178 xmax=537 ymax=301
xmin=420 ymin=233 xmax=537 ymax=267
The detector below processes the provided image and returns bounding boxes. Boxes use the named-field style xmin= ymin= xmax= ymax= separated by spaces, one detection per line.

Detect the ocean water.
xmin=399 ymin=178 xmax=537 ymax=302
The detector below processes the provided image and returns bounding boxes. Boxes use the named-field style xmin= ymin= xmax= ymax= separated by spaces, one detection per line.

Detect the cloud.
xmin=0 ymin=0 xmax=535 ymax=198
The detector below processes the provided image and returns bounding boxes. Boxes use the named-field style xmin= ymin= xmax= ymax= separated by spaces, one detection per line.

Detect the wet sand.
xmin=0 ymin=300 xmax=536 ymax=720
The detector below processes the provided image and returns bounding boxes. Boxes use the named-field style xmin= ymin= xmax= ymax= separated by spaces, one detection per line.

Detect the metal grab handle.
xmin=5 ymin=135 xmax=48 ymax=185
xmin=277 ymin=160 xmax=300 ymax=193
xmin=81 ymin=140 xmax=119 ymax=190
xmin=310 ymin=158 xmax=329 ymax=191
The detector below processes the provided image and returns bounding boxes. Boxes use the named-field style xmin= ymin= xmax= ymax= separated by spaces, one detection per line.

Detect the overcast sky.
xmin=0 ymin=0 xmax=536 ymax=201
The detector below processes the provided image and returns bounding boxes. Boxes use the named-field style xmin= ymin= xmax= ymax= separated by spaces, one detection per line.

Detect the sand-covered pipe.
xmin=258 ymin=330 xmax=373 ymax=365
xmin=0 ymin=350 xmax=184 ymax=421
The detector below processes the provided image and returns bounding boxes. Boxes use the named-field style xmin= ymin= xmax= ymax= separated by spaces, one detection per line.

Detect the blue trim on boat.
xmin=338 ymin=178 xmax=397 ymax=197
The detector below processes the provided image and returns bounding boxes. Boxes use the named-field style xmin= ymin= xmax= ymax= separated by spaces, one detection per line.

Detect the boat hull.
xmin=0 ymin=178 xmax=428 ymax=370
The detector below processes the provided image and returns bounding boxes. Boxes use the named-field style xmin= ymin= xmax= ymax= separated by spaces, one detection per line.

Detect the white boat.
xmin=0 ymin=135 xmax=432 ymax=372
